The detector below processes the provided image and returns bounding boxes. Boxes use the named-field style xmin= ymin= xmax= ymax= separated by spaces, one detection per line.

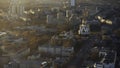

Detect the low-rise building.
xmin=38 ymin=45 xmax=74 ymax=57
xmin=4 ymin=62 xmax=19 ymax=68
xmin=20 ymin=60 xmax=41 ymax=68
xmin=94 ymin=49 xmax=116 ymax=68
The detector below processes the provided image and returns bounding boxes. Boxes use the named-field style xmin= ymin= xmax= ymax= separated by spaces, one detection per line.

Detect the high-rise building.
xmin=46 ymin=14 xmax=54 ymax=24
xmin=8 ymin=0 xmax=25 ymax=19
xmin=70 ymin=0 xmax=76 ymax=7
xmin=66 ymin=10 xmax=72 ymax=18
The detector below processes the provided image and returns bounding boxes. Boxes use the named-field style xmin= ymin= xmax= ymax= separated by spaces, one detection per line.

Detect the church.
xmin=78 ymin=8 xmax=90 ymax=35
xmin=78 ymin=19 xmax=90 ymax=35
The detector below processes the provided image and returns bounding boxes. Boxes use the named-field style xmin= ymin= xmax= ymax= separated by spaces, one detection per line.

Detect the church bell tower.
xmin=78 ymin=8 xmax=90 ymax=35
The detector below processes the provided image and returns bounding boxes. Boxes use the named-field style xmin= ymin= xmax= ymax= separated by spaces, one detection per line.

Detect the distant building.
xmin=56 ymin=12 xmax=66 ymax=23
xmin=46 ymin=14 xmax=54 ymax=24
xmin=70 ymin=0 xmax=76 ymax=7
xmin=4 ymin=62 xmax=19 ymax=68
xmin=58 ymin=31 xmax=74 ymax=39
xmin=103 ymin=63 xmax=114 ymax=68
xmin=46 ymin=14 xmax=58 ymax=24
xmin=8 ymin=0 xmax=25 ymax=19
xmin=94 ymin=62 xmax=115 ymax=68
xmin=94 ymin=63 xmax=103 ymax=68
xmin=13 ymin=48 xmax=30 ymax=59
xmin=65 ymin=10 xmax=72 ymax=18
xmin=46 ymin=12 xmax=66 ymax=24
xmin=57 ymin=12 xmax=64 ymax=20
xmin=20 ymin=60 xmax=41 ymax=68
xmin=0 ymin=56 xmax=10 ymax=68
xmin=94 ymin=49 xmax=116 ymax=68
xmin=38 ymin=45 xmax=74 ymax=57
xmin=2 ymin=47 xmax=30 ymax=59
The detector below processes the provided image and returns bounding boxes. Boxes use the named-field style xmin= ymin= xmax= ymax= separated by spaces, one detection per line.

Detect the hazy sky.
xmin=0 ymin=0 xmax=119 ymax=4
xmin=0 ymin=0 xmax=64 ymax=8
xmin=0 ymin=0 xmax=119 ymax=8
xmin=0 ymin=0 xmax=63 ymax=5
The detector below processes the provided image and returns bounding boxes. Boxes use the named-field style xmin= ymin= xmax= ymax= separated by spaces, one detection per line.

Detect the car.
xmin=41 ymin=61 xmax=48 ymax=67
xmin=94 ymin=63 xmax=103 ymax=68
